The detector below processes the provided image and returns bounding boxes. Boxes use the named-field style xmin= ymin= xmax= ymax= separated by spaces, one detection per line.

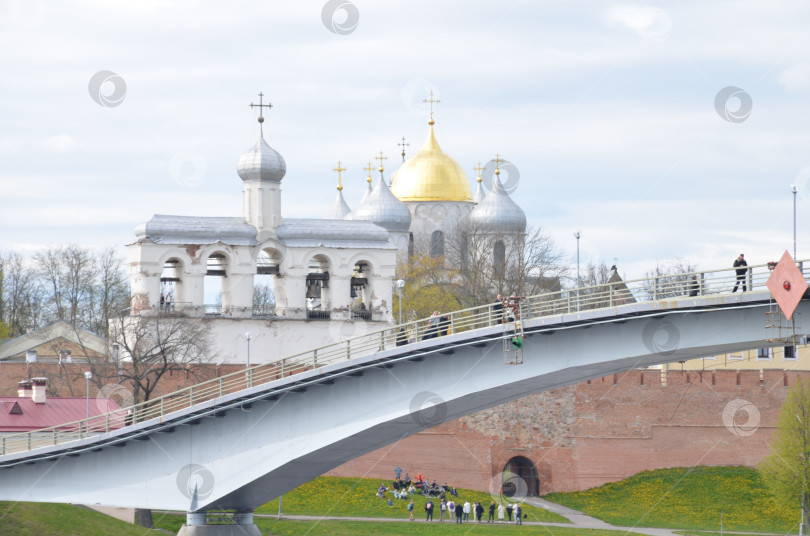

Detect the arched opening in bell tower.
xmin=204 ymin=252 xmax=228 ymax=315
xmin=255 ymin=248 xmax=282 ymax=316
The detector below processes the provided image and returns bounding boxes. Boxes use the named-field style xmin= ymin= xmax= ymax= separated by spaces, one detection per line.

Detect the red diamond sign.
xmin=766 ymin=250 xmax=808 ymax=320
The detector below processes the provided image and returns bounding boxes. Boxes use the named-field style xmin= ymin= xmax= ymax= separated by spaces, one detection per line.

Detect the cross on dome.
xmin=398 ymin=136 xmax=409 ymax=162
xmin=492 ymin=153 xmax=505 ymax=176
xmin=473 ymin=162 xmax=484 ymax=183
xmin=423 ymin=90 xmax=440 ymax=125
xmin=375 ymin=151 xmax=388 ymax=173
xmin=363 ymin=162 xmax=374 ymax=184
xmin=333 ymin=161 xmax=346 ymax=191
xmin=249 ymin=92 xmax=274 ymax=134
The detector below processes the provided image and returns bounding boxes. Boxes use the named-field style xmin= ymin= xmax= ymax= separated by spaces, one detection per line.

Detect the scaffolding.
xmin=502 ymin=296 xmax=525 ymax=365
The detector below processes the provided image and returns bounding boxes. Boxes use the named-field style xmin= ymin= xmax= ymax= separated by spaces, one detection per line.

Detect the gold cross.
xmin=492 ymin=153 xmax=504 ymax=176
xmin=423 ymin=90 xmax=440 ymax=121
xmin=333 ymin=161 xmax=346 ymax=191
xmin=249 ymin=92 xmax=273 ymax=133
xmin=473 ymin=162 xmax=484 ymax=183
xmin=375 ymin=151 xmax=388 ymax=172
xmin=398 ymin=136 xmax=409 ymax=162
xmin=363 ymin=162 xmax=374 ymax=184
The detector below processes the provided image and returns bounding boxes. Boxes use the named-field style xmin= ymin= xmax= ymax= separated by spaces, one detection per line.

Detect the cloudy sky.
xmin=2 ymin=0 xmax=809 ymax=282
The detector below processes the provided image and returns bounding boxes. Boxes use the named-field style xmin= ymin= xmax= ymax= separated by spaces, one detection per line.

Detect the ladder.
xmin=502 ymin=296 xmax=524 ymax=365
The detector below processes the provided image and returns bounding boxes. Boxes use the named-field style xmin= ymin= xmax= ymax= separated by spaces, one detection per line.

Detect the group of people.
xmin=409 ymin=497 xmax=523 ymax=524
xmin=387 ymin=466 xmax=525 ymax=524
xmin=159 ymin=291 xmax=173 ymax=311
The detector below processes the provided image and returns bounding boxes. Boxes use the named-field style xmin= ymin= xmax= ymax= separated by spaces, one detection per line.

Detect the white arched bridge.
xmin=0 ymin=259 xmax=808 ymax=535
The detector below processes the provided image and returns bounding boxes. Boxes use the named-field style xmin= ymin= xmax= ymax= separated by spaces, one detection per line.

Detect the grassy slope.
xmin=545 ymin=465 xmax=799 ymax=533
xmin=0 ymin=502 xmax=162 ymax=536
xmin=254 ymin=475 xmax=568 ymax=523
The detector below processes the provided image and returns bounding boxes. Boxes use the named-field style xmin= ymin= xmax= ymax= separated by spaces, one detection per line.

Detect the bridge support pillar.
xmin=176 ymin=511 xmax=261 ymax=536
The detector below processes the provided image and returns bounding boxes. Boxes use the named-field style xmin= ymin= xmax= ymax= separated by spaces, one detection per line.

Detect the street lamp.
xmin=573 ymin=231 xmax=581 ymax=311
xmin=396 ymin=279 xmax=405 ymax=325
xmin=84 ymin=371 xmax=92 ymax=421
xmin=244 ymin=332 xmax=252 ymax=387
xmin=791 ymin=184 xmax=798 ymax=260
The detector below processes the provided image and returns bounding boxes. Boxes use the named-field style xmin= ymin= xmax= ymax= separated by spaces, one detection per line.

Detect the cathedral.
xmin=125 ymin=95 xmax=527 ymax=364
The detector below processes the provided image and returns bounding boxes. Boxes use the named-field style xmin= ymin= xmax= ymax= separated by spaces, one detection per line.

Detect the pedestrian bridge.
xmin=0 ymin=260 xmax=807 ymax=531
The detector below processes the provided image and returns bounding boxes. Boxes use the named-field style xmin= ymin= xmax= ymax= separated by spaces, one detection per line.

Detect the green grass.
xmin=544 ymin=465 xmax=799 ymax=533
xmin=253 ymin=476 xmax=568 ymax=523
xmin=0 ymin=502 xmax=164 ymax=536
xmin=152 ymin=514 xmax=636 ymax=536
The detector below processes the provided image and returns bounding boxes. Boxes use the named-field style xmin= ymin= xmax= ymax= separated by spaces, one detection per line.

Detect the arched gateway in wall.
xmin=503 ymin=456 xmax=540 ymax=497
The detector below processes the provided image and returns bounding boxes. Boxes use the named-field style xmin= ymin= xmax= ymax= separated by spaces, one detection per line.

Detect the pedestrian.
xmin=488 ymin=500 xmax=496 ymax=522
xmin=498 ymin=502 xmax=505 ymax=522
xmin=506 ymin=503 xmax=513 ymax=522
xmin=408 ymin=499 xmax=414 ymax=521
xmin=425 ymin=499 xmax=433 ymax=522
xmin=448 ymin=499 xmax=455 ymax=521
xmin=463 ymin=500 xmax=470 ymax=522
xmin=475 ymin=501 xmax=484 ymax=522
xmin=732 ymin=253 xmax=748 ymax=292
xmin=160 ymin=293 xmax=165 ymax=310
xmin=439 ymin=498 xmax=446 ymax=521
xmin=515 ymin=503 xmax=522 ymax=525
xmin=394 ymin=465 xmax=402 ymax=480
xmin=455 ymin=501 xmax=463 ymax=523
xmin=492 ymin=294 xmax=504 ymax=324
xmin=688 ymin=275 xmax=699 ymax=296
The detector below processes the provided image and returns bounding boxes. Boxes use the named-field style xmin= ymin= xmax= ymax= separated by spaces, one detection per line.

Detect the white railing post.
xmin=346 ymin=340 xmax=351 ymax=360
xmin=313 ymin=349 xmax=318 ymax=368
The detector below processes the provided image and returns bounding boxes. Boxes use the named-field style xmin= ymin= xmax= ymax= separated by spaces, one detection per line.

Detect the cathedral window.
xmin=430 ymin=230 xmax=445 ymax=257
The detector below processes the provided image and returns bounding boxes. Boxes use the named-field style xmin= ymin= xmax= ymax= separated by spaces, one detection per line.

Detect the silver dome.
xmin=468 ymin=175 xmax=526 ymax=234
xmin=324 ymin=189 xmax=351 ymax=219
xmin=346 ymin=175 xmax=412 ymax=232
xmin=473 ymin=180 xmax=485 ymax=204
xmin=237 ymin=135 xmax=286 ymax=183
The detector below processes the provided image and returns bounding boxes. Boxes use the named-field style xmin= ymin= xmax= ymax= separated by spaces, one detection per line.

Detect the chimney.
xmin=31 ymin=377 xmax=47 ymax=404
xmin=17 ymin=380 xmax=33 ymax=398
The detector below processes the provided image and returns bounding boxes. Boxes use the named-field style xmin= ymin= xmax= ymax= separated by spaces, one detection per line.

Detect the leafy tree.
xmin=393 ymin=253 xmax=460 ymax=323
xmin=760 ymin=378 xmax=810 ymax=533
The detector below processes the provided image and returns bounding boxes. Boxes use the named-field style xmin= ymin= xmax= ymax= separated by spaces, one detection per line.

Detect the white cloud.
xmin=779 ymin=63 xmax=810 ymax=93
xmin=605 ymin=4 xmax=672 ymax=42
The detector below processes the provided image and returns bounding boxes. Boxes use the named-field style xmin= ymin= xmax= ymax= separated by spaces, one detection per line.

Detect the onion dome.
xmin=348 ymin=167 xmax=412 ymax=232
xmin=390 ymin=119 xmax=472 ymax=202
xmin=468 ymin=172 xmax=526 ymax=234
xmin=237 ymin=134 xmax=286 ymax=182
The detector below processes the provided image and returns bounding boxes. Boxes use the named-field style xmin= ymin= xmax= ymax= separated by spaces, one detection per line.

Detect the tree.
xmin=640 ymin=259 xmax=696 ymax=300
xmin=253 ymin=282 xmax=275 ymax=315
xmin=393 ymin=253 xmax=460 ymax=323
xmin=106 ymin=303 xmax=217 ymax=403
xmin=0 ymin=252 xmax=44 ymax=336
xmin=445 ymin=224 xmax=567 ymax=308
xmin=760 ymin=378 xmax=810 ymax=533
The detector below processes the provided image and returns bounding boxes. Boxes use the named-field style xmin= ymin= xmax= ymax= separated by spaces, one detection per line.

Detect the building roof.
xmin=0 ymin=320 xmax=109 ymax=361
xmin=0 ymin=397 xmax=123 ymax=432
xmin=134 ymin=215 xmax=259 ymax=246
xmin=276 ymin=218 xmax=395 ymax=249
xmin=390 ymin=120 xmax=473 ymax=203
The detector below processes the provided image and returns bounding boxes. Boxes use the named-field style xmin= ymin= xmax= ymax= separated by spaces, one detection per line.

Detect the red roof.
xmin=0 ymin=397 xmax=124 ymax=433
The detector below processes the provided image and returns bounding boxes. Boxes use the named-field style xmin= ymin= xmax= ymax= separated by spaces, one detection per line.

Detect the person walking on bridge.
xmin=732 ymin=253 xmax=748 ymax=292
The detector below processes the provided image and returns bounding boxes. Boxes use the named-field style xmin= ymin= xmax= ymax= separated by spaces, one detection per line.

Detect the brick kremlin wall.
xmin=326 ymin=369 xmax=808 ymax=493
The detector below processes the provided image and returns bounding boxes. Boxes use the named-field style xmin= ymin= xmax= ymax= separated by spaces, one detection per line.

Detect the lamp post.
xmin=791 ymin=184 xmax=798 ymax=261
xmin=574 ymin=231 xmax=581 ymax=311
xmin=84 ymin=371 xmax=92 ymax=421
xmin=245 ymin=332 xmax=252 ymax=386
xmin=396 ymin=279 xmax=405 ymax=325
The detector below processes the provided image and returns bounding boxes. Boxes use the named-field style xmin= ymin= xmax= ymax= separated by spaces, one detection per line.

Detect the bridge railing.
xmin=0 ymin=259 xmax=802 ymax=457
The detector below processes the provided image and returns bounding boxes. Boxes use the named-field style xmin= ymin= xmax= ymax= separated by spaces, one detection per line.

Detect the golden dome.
xmin=391 ymin=122 xmax=473 ymax=202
